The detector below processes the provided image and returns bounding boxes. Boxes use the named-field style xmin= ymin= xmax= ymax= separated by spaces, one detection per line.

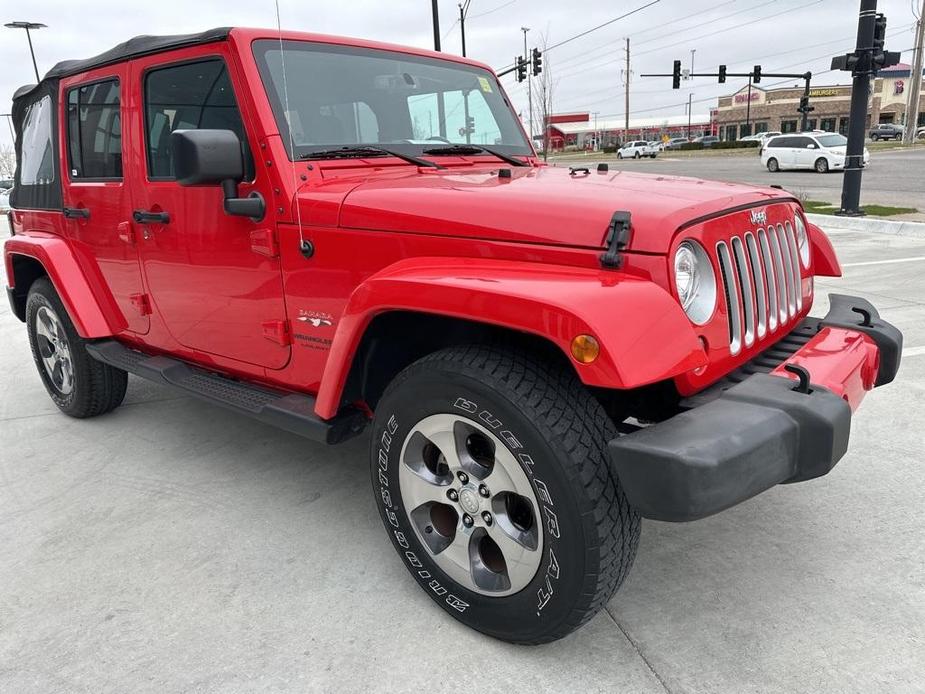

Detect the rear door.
xmin=60 ymin=66 xmax=149 ymax=334
xmin=126 ymin=49 xmax=289 ymax=369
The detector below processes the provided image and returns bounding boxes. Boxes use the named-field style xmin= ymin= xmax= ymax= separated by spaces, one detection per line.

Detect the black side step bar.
xmin=86 ymin=340 xmax=367 ymax=444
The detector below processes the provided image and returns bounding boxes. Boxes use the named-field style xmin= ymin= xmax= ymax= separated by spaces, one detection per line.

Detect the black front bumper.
xmin=609 ymin=294 xmax=902 ymax=522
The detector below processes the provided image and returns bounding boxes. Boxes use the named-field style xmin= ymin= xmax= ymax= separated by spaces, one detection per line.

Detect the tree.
xmin=0 ymin=144 xmax=15 ymax=181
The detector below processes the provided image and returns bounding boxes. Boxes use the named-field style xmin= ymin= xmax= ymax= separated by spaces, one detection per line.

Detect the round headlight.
xmin=673 ymin=241 xmax=716 ymax=325
xmin=794 ymin=214 xmax=811 ymax=268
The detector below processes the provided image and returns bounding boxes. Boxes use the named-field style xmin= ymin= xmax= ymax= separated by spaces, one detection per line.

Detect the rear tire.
xmin=871 ymin=134 xmax=879 ymax=141
xmin=815 ymin=157 xmax=829 ymax=174
xmin=767 ymin=158 xmax=780 ymax=173
xmin=26 ymin=278 xmax=127 ymax=418
xmin=370 ymin=345 xmax=640 ymax=644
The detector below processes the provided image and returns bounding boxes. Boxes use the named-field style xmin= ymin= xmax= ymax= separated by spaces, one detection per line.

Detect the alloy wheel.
xmin=34 ymin=305 xmax=74 ymax=395
xmin=398 ymin=413 xmax=543 ymax=596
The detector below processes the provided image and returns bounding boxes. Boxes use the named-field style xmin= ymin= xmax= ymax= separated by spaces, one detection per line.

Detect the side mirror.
xmin=170 ymin=129 xmax=265 ymax=221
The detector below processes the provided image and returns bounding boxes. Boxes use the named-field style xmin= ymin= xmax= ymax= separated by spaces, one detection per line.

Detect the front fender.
xmin=315 ymin=257 xmax=706 ymax=418
xmin=807 ymin=220 xmax=841 ymax=277
xmin=4 ymin=233 xmax=125 ymax=337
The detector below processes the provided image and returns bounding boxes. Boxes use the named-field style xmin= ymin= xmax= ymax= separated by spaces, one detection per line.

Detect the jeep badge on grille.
xmin=750 ymin=209 xmax=768 ymax=225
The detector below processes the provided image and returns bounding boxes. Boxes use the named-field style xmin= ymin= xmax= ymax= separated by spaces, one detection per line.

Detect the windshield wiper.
xmin=422 ymin=144 xmax=529 ymax=167
xmin=298 ymin=146 xmax=446 ymax=169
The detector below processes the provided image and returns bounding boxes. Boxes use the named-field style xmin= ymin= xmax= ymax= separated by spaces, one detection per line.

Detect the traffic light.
xmin=515 ymin=56 xmax=527 ymax=83
xmin=873 ymin=13 xmax=887 ymax=52
xmin=752 ymin=65 xmax=761 ymax=83
xmin=532 ymin=48 xmax=543 ymax=76
xmin=798 ymin=95 xmax=814 ymax=113
xmin=672 ymin=60 xmax=682 ymax=89
xmin=718 ymin=65 xmax=727 ymax=84
xmin=465 ymin=116 xmax=475 ymax=134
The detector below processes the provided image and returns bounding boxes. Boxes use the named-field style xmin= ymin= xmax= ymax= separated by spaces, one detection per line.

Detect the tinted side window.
xmin=794 ymin=137 xmax=814 ymax=148
xmin=767 ymin=137 xmax=788 ymax=148
xmin=144 ymin=58 xmax=252 ymax=179
xmin=67 ymin=79 xmax=122 ymax=179
xmin=20 ymin=95 xmax=55 ymax=185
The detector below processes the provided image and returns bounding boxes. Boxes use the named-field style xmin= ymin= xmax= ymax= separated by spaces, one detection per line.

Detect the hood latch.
xmin=600 ymin=211 xmax=632 ymax=269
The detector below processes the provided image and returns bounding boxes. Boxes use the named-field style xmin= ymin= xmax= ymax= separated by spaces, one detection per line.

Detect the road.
xmin=1 ymin=219 xmax=925 ymax=693
xmin=551 ymin=147 xmax=925 ymax=215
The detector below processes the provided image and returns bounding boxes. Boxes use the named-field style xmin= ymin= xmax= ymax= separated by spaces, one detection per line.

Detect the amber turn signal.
xmin=570 ymin=335 xmax=600 ymax=364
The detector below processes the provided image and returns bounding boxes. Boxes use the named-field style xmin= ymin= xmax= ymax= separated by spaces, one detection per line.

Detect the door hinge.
xmin=250 ymin=228 xmax=279 ymax=258
xmin=262 ymin=319 xmax=291 ymax=346
xmin=118 ymin=221 xmax=135 ymax=246
xmin=600 ymin=211 xmax=632 ymax=270
xmin=130 ymin=293 xmax=151 ymax=316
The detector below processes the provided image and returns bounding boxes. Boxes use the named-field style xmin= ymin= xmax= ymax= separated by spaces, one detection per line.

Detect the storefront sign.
xmin=734 ymin=92 xmax=759 ymax=104
xmin=809 ymin=88 xmax=841 ymax=97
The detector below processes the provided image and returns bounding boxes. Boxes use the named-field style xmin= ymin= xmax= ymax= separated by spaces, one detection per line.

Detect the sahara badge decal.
xmin=293 ymin=310 xmax=335 ymax=350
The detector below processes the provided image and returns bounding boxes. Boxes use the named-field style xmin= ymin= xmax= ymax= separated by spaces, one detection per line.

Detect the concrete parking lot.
xmin=1 ymin=216 xmax=924 ymax=693
xmin=552 ymin=146 xmax=925 ymax=216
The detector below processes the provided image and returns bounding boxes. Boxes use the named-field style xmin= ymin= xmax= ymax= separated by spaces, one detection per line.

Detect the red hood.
xmin=299 ymin=165 xmax=796 ymax=254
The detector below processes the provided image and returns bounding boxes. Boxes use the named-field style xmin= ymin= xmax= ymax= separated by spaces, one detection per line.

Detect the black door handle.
xmin=62 ymin=207 xmax=90 ymax=220
xmin=133 ymin=210 xmax=170 ymax=224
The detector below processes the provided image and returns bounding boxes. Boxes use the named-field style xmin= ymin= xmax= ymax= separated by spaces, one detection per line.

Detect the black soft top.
xmin=13 ymin=27 xmax=231 ymax=102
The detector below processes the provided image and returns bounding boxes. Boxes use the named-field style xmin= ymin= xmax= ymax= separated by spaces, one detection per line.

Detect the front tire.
xmin=633 ymin=152 xmax=641 ymax=159
xmin=370 ymin=345 xmax=640 ymax=644
xmin=815 ymin=157 xmax=829 ymax=173
xmin=617 ymin=152 xmax=623 ymax=159
xmin=26 ymin=278 xmax=127 ymax=418
xmin=767 ymin=157 xmax=780 ymax=172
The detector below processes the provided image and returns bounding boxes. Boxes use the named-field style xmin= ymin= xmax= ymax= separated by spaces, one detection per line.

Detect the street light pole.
xmin=431 ymin=0 xmax=441 ymax=51
xmin=459 ymin=0 xmax=471 ymax=57
xmin=4 ymin=21 xmax=47 ymax=82
xmin=522 ymin=27 xmax=533 ymax=146
xmin=902 ymin=0 xmax=925 ymax=145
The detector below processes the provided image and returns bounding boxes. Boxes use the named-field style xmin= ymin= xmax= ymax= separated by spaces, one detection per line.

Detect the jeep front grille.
xmin=717 ymin=221 xmax=803 ymax=356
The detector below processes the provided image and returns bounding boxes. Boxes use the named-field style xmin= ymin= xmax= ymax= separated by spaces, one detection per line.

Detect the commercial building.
xmin=714 ymin=63 xmax=925 ymax=141
xmin=544 ymin=112 xmax=714 ymax=151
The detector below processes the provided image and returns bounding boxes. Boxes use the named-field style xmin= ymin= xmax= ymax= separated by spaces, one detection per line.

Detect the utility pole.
xmin=902 ymin=0 xmax=924 ymax=145
xmin=431 ymin=0 xmax=441 ymax=51
xmin=458 ymin=0 xmax=471 ymax=56
xmin=624 ymin=38 xmax=631 ymax=140
xmin=832 ymin=0 xmax=901 ymax=215
xmin=522 ymin=27 xmax=533 ymax=145
xmin=687 ymin=93 xmax=693 ymax=139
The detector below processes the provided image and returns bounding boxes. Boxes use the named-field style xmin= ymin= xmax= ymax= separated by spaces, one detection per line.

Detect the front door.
xmin=127 ymin=51 xmax=289 ymax=369
xmin=60 ymin=68 xmax=149 ymax=334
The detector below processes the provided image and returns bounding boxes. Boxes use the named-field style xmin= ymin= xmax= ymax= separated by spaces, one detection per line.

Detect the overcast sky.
xmin=1 ymin=0 xmax=921 ymax=146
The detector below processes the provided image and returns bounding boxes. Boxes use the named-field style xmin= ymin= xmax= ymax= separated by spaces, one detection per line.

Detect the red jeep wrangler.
xmin=4 ymin=28 xmax=902 ymax=644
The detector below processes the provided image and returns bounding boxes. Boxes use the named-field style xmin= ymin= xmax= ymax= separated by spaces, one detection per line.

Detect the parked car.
xmin=3 ymin=26 xmax=902 ymax=645
xmin=692 ymin=135 xmax=720 ymax=148
xmin=869 ymin=123 xmax=904 ymax=141
xmin=664 ymin=137 xmax=690 ymax=150
xmin=0 ymin=187 xmax=12 ymax=213
xmin=617 ymin=140 xmax=658 ymax=159
xmin=648 ymin=140 xmax=665 ymax=152
xmin=738 ymin=134 xmax=764 ymax=143
xmin=761 ymin=132 xmax=870 ymax=173
xmin=916 ymin=126 xmax=925 ymax=140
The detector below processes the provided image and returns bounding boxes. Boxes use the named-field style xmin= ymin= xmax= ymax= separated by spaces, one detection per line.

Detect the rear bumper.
xmin=609 ymin=294 xmax=902 ymax=522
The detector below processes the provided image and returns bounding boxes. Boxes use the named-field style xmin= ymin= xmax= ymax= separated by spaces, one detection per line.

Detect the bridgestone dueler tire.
xmin=370 ymin=345 xmax=640 ymax=644
xmin=26 ymin=278 xmax=127 ymax=418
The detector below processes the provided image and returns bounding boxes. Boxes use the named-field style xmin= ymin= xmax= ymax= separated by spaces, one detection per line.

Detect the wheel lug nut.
xmin=482 ymin=511 xmax=492 ymax=525
xmin=462 ymin=513 xmax=474 ymax=528
xmin=447 ymin=488 xmax=459 ymax=502
xmin=457 ymin=471 xmax=469 ymax=484
xmin=478 ymin=484 xmax=490 ymax=498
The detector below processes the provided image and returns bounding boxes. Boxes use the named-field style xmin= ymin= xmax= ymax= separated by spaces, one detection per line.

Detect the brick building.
xmin=714 ymin=63 xmax=925 ymax=141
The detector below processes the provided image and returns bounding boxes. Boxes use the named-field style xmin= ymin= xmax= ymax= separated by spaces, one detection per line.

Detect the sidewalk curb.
xmin=806 ymin=213 xmax=925 ymax=237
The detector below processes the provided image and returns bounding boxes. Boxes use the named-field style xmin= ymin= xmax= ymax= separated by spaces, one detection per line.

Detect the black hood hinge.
xmin=600 ymin=211 xmax=632 ymax=269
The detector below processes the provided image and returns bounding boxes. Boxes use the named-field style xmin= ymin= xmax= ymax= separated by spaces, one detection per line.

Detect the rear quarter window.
xmin=19 ymin=95 xmax=55 ymax=185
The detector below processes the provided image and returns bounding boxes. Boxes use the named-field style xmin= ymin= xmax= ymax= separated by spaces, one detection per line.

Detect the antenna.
xmin=274 ymin=0 xmax=308 ymax=251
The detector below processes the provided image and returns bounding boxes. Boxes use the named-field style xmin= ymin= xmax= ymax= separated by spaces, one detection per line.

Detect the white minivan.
xmin=761 ymin=132 xmax=870 ymax=173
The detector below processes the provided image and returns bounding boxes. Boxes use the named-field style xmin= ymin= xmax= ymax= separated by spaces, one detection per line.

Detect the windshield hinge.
xmin=600 ymin=211 xmax=632 ymax=270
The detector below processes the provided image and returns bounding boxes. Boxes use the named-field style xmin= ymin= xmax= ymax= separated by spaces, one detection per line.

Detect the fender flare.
xmin=4 ymin=233 xmax=125 ymax=337
xmin=315 ymin=257 xmax=707 ymax=419
xmin=807 ymin=220 xmax=841 ymax=277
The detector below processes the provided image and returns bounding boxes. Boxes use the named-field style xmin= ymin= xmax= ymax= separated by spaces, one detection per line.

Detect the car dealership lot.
xmin=554 ymin=146 xmax=925 ymax=215
xmin=1 ymin=216 xmax=924 ymax=693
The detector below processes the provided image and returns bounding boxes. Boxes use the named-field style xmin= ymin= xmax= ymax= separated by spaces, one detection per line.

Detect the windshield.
xmin=816 ymin=134 xmax=848 ymax=148
xmin=253 ymin=40 xmax=532 ymax=160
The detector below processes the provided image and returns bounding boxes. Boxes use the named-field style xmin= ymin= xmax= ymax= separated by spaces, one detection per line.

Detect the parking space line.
xmin=842 ymin=256 xmax=925 ymax=268
xmin=902 ymin=345 xmax=925 ymax=358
